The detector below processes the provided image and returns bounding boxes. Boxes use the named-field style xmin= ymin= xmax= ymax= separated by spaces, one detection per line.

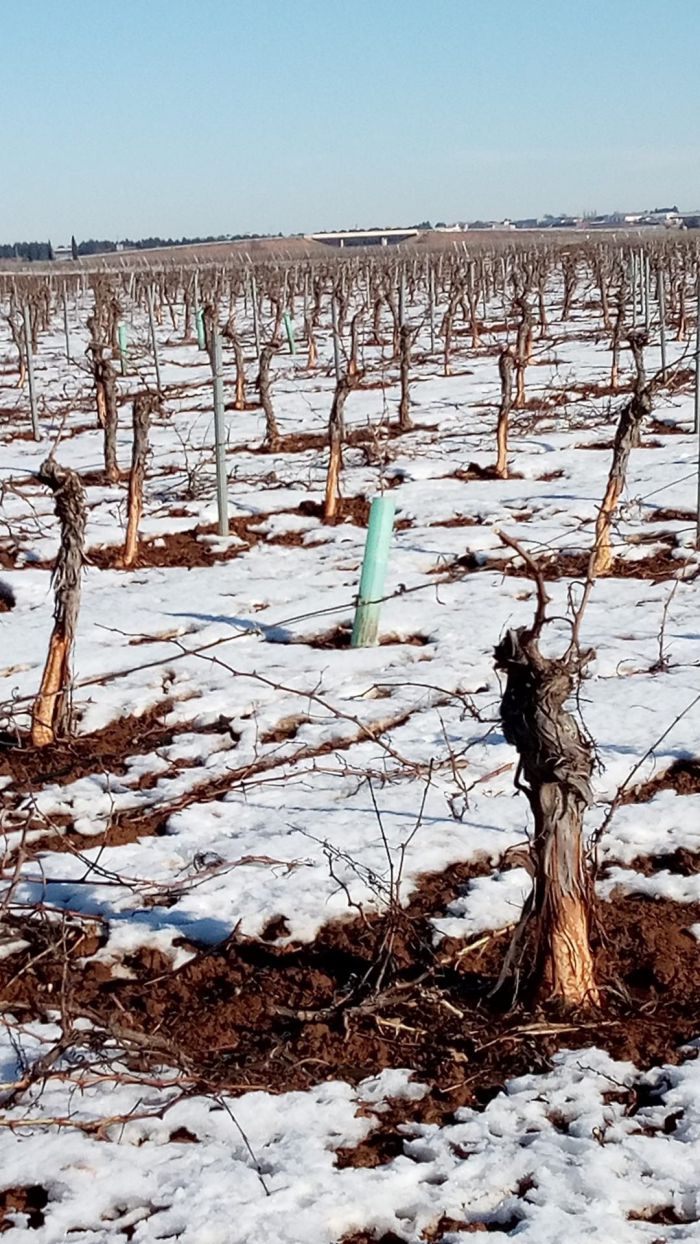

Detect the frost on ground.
xmin=2 ymin=252 xmax=700 ymax=1239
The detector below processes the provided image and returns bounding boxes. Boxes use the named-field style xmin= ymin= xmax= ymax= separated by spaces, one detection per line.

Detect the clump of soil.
xmin=648 ymin=417 xmax=686 ymax=435
xmin=0 ymin=579 xmax=16 ymax=610
xmin=298 ymin=496 xmax=371 ymax=527
xmin=576 ymin=439 xmax=662 ymax=451
xmin=451 ymin=464 xmax=523 ymax=483
xmin=621 ymin=758 xmax=700 ymax=803
xmin=0 ymin=1185 xmax=48 ymax=1232
xmin=644 ymin=507 xmax=695 ymax=524
xmin=504 ymin=546 xmax=688 ymax=583
xmin=284 ymin=626 xmax=431 ymax=650
xmin=429 ymin=515 xmax=481 ymax=529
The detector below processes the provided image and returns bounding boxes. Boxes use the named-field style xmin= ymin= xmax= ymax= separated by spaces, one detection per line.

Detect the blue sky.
xmin=2 ymin=0 xmax=698 ymax=241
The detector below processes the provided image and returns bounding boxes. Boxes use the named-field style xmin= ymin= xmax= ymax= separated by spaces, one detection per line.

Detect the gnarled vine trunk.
xmin=495 ymin=346 xmax=514 ymax=479
xmin=593 ymin=332 xmax=651 ymax=575
xmin=31 ymin=459 xmax=86 ymax=747
xmin=257 ymin=345 xmax=280 ymax=452
xmin=323 ymin=374 xmax=355 ymax=521
xmin=398 ymin=323 xmax=414 ymax=431
xmin=494 ymin=624 xmax=599 ymax=1009
xmin=123 ymin=393 xmax=158 ymax=568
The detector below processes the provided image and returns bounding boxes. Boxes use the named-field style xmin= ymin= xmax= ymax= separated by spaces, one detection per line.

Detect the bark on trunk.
xmin=257 ymin=345 xmax=280 ymax=452
xmin=593 ymin=332 xmax=652 ymax=576
xmin=99 ymin=355 xmax=119 ymax=482
xmin=610 ymin=279 xmax=627 ymax=392
xmin=31 ymin=459 xmax=86 ymax=747
xmin=514 ymin=297 xmax=533 ymax=409
xmin=123 ymin=393 xmax=158 ymax=568
xmin=349 ymin=310 xmax=364 ymax=377
xmin=323 ymin=375 xmax=355 ymax=522
xmin=223 ymin=326 xmax=246 ymax=410
xmin=562 ymin=258 xmax=577 ymax=320
xmin=494 ymin=624 xmax=599 ymax=1009
xmin=495 ymin=347 xmax=514 ymax=479
xmin=676 ymin=277 xmax=687 ymax=341
xmin=398 ymin=324 xmax=414 ymax=430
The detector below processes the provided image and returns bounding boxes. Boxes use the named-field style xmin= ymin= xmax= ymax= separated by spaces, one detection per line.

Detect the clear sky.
xmin=2 ymin=0 xmax=698 ymax=242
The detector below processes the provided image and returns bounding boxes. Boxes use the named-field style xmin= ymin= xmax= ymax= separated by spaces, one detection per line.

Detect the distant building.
xmin=307 ymin=228 xmax=419 ymax=248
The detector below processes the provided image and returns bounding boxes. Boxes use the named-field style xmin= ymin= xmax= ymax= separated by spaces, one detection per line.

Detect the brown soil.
xmin=648 ymin=417 xmax=686 ymax=435
xmin=429 ymin=515 xmax=481 ymax=528
xmin=299 ymin=496 xmax=371 ymax=526
xmin=569 ymin=381 xmax=632 ymax=400
xmin=85 ymin=516 xmax=278 ymax=570
xmin=663 ymin=367 xmax=695 ymax=393
xmin=6 ymin=499 xmax=410 ymax=574
xmin=1 ymin=868 xmax=699 ymax=1140
xmin=252 ymin=422 xmax=423 ymax=457
xmin=575 ymin=439 xmax=663 ymax=450
xmin=644 ymin=507 xmax=695 ymax=523
xmin=79 ymin=467 xmax=120 ymax=487
xmin=504 ymin=547 xmax=690 ymax=583
xmin=431 ymin=545 xmax=691 ymax=586
xmin=291 ymin=626 xmax=431 ymax=650
xmin=86 ymin=508 xmax=328 ymax=570
xmin=0 ymin=1185 xmax=48 ymax=1231
xmin=611 ymin=847 xmax=700 ymax=880
xmin=622 ymin=758 xmax=700 ymax=804
xmin=451 ymin=464 xmax=523 ymax=483
xmin=0 ymin=702 xmax=237 ymax=791
xmin=10 ymin=706 xmax=417 ymax=853
xmin=257 ymin=430 xmax=326 ymax=454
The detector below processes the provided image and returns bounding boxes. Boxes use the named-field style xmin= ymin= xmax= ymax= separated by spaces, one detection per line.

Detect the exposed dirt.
xmin=644 ymin=507 xmax=695 ymax=523
xmin=3 ymin=497 xmax=412 ymax=573
xmin=6 ymin=706 xmax=417 ymax=854
xmin=256 ymin=429 xmax=326 ymax=454
xmin=662 ymin=366 xmax=696 ymax=394
xmin=622 ymin=758 xmax=700 ymax=803
xmin=569 ymin=380 xmax=632 ymax=400
xmin=2 ymin=860 xmax=699 ymax=1149
xmin=86 ymin=515 xmax=306 ymax=570
xmin=575 ymin=438 xmax=663 ymax=450
xmin=504 ymin=546 xmax=691 ymax=583
xmin=289 ymin=626 xmax=431 ymax=650
xmin=298 ymin=496 xmax=371 ymax=527
xmin=0 ymin=701 xmax=184 ymax=788
xmin=0 ymin=580 xmax=16 ymax=610
xmin=451 ymin=464 xmax=523 ymax=483
xmin=252 ymin=422 xmax=426 ymax=456
xmin=609 ymin=847 xmax=700 ymax=880
xmin=429 ymin=515 xmax=481 ymax=528
xmin=0 ymin=1184 xmax=48 ymax=1232
xmin=430 ymin=545 xmax=693 ymax=586
xmin=648 ymin=416 xmax=687 ymax=435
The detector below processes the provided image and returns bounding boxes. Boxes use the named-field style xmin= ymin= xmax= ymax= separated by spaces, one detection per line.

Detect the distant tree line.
xmin=0 ymin=232 xmax=285 ymax=260
xmin=0 ymin=241 xmax=54 ymax=260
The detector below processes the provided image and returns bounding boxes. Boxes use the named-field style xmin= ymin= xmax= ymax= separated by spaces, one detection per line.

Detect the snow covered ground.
xmin=2 ymin=264 xmax=700 ymax=1239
